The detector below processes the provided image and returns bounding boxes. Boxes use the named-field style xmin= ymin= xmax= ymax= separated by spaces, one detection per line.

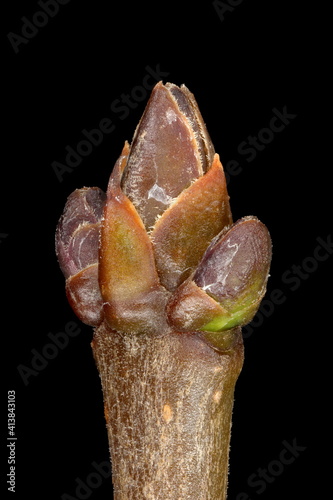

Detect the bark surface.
xmin=92 ymin=322 xmax=244 ymax=500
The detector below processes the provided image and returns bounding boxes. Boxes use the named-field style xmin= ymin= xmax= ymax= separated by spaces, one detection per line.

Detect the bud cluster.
xmin=56 ymin=82 xmax=272 ymax=351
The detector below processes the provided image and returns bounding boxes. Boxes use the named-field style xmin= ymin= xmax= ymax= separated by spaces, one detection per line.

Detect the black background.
xmin=2 ymin=1 xmax=330 ymax=499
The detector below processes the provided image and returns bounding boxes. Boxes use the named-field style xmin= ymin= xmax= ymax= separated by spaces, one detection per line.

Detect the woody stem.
xmin=92 ymin=321 xmax=244 ymax=500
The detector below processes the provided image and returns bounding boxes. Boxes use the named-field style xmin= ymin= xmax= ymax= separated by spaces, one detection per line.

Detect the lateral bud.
xmin=168 ymin=217 xmax=272 ymax=349
xmin=55 ymin=187 xmax=106 ymax=326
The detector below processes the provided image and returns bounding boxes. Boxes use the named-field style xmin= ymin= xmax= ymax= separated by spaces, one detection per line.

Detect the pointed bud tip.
xmin=121 ymin=81 xmax=215 ymax=229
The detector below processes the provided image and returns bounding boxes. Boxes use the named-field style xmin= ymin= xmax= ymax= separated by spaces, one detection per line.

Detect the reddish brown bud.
xmin=194 ymin=217 xmax=272 ymax=332
xmin=55 ymin=187 xmax=106 ymax=326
